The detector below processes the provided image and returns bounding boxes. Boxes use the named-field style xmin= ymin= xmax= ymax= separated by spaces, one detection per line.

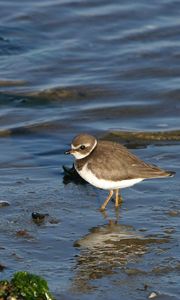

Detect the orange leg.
xmin=100 ymin=190 xmax=114 ymax=211
xmin=115 ymin=189 xmax=122 ymax=208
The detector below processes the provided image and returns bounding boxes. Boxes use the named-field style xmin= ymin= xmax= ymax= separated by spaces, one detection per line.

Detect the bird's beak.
xmin=65 ymin=149 xmax=72 ymax=155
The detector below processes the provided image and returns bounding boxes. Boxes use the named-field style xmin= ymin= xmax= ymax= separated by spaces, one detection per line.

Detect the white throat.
xmin=72 ymin=140 xmax=97 ymax=160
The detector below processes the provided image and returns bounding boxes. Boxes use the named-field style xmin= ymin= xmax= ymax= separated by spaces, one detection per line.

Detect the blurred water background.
xmin=0 ymin=0 xmax=180 ymax=299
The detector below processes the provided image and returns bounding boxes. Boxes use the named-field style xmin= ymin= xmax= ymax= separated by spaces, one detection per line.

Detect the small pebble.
xmin=0 ymin=263 xmax=6 ymax=271
xmin=0 ymin=201 xmax=10 ymax=208
xmin=16 ymin=230 xmax=32 ymax=238
xmin=32 ymin=212 xmax=49 ymax=224
xmin=48 ymin=218 xmax=60 ymax=224
xmin=148 ymin=291 xmax=158 ymax=299
xmin=164 ymin=228 xmax=175 ymax=234
xmin=168 ymin=210 xmax=180 ymax=217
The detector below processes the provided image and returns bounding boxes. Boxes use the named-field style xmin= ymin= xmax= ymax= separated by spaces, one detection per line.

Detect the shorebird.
xmin=65 ymin=134 xmax=175 ymax=211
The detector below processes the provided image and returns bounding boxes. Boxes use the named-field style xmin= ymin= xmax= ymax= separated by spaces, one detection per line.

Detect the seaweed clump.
xmin=0 ymin=271 xmax=55 ymax=300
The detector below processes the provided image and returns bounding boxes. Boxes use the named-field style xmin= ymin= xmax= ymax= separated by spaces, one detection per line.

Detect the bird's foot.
xmin=113 ymin=195 xmax=123 ymax=208
xmin=117 ymin=195 xmax=123 ymax=205
xmin=99 ymin=205 xmax=106 ymax=212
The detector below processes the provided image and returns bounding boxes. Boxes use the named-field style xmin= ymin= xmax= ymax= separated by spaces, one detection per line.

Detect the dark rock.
xmin=63 ymin=164 xmax=87 ymax=185
xmin=32 ymin=212 xmax=49 ymax=225
xmin=0 ymin=263 xmax=6 ymax=271
xmin=0 ymin=201 xmax=10 ymax=208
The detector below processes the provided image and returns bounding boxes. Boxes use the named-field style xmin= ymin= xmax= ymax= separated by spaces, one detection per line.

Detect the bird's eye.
xmin=80 ymin=145 xmax=85 ymax=150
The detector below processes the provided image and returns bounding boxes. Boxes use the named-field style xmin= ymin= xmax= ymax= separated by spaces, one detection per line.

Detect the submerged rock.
xmin=16 ymin=230 xmax=33 ymax=239
xmin=0 ymin=201 xmax=10 ymax=208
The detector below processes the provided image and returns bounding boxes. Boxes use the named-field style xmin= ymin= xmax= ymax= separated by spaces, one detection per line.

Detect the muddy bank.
xmin=0 ymin=85 xmax=113 ymax=103
xmin=103 ymin=130 xmax=180 ymax=148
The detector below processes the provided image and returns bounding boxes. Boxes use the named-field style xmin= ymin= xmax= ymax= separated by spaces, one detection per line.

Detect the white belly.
xmin=75 ymin=163 xmax=143 ymax=190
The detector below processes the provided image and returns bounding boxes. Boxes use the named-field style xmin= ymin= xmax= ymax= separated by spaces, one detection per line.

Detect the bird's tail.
xmin=165 ymin=170 xmax=176 ymax=177
xmin=141 ymin=163 xmax=176 ymax=179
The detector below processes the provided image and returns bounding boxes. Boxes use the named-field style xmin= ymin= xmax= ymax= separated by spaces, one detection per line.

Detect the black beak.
xmin=65 ymin=149 xmax=71 ymax=155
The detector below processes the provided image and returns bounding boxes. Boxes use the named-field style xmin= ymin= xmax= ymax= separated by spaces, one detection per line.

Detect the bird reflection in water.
xmin=70 ymin=218 xmax=168 ymax=293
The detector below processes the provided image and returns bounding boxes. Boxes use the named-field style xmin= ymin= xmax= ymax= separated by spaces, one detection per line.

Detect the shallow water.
xmin=0 ymin=0 xmax=180 ymax=299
